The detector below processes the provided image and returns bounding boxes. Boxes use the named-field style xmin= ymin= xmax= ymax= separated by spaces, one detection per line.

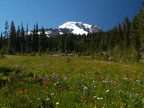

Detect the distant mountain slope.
xmin=58 ymin=21 xmax=100 ymax=35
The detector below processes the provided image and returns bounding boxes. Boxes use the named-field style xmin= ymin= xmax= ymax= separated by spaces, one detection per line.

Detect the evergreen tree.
xmin=20 ymin=23 xmax=25 ymax=54
xmin=129 ymin=14 xmax=141 ymax=62
xmin=116 ymin=23 xmax=123 ymax=58
xmin=25 ymin=23 xmax=30 ymax=53
xmin=4 ymin=21 xmax=9 ymax=37
xmin=39 ymin=27 xmax=47 ymax=54
xmin=3 ymin=21 xmax=9 ymax=52
xmin=32 ymin=23 xmax=39 ymax=52
xmin=16 ymin=25 xmax=21 ymax=53
xmin=139 ymin=2 xmax=144 ymax=52
xmin=122 ymin=17 xmax=131 ymax=62
xmin=8 ymin=21 xmax=16 ymax=54
xmin=123 ymin=17 xmax=131 ymax=49
xmin=109 ymin=27 xmax=117 ymax=50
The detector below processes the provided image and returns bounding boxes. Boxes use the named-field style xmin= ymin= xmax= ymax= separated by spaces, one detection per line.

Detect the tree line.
xmin=0 ymin=3 xmax=144 ymax=62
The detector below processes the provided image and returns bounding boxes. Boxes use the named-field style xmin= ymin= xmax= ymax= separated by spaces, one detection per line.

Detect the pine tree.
xmin=16 ymin=25 xmax=21 ymax=53
xmin=4 ymin=21 xmax=9 ymax=37
xmin=39 ymin=27 xmax=47 ymax=54
xmin=3 ymin=21 xmax=9 ymax=52
xmin=8 ymin=21 xmax=16 ymax=54
xmin=32 ymin=23 xmax=39 ymax=52
xmin=35 ymin=23 xmax=39 ymax=52
xmin=123 ymin=17 xmax=131 ymax=49
xmin=20 ymin=23 xmax=25 ymax=55
xmin=122 ymin=17 xmax=131 ymax=62
xmin=25 ymin=23 xmax=29 ymax=53
xmin=139 ymin=2 xmax=144 ymax=52
xmin=116 ymin=23 xmax=123 ymax=58
xmin=129 ymin=14 xmax=141 ymax=62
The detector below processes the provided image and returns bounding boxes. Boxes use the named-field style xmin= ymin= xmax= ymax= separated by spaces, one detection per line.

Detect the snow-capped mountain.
xmin=28 ymin=21 xmax=101 ymax=37
xmin=58 ymin=21 xmax=100 ymax=35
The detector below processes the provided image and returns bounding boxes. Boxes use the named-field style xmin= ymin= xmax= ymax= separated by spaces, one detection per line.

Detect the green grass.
xmin=0 ymin=55 xmax=144 ymax=108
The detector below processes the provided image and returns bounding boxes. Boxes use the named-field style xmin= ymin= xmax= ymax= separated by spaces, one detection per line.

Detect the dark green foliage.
xmin=129 ymin=14 xmax=141 ymax=62
xmin=8 ymin=21 xmax=16 ymax=55
xmin=20 ymin=23 xmax=25 ymax=55
xmin=39 ymin=27 xmax=47 ymax=53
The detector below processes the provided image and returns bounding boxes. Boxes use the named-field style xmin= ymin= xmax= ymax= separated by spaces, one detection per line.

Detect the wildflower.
xmin=36 ymin=85 xmax=39 ymax=89
xmin=83 ymin=86 xmax=87 ymax=95
xmin=97 ymin=97 xmax=103 ymax=100
xmin=89 ymin=98 xmax=93 ymax=102
xmin=135 ymin=93 xmax=138 ymax=98
xmin=56 ymin=102 xmax=59 ymax=105
xmin=38 ymin=98 xmax=41 ymax=101
xmin=118 ymin=90 xmax=121 ymax=94
xmin=129 ymin=93 xmax=132 ymax=99
xmin=51 ymin=93 xmax=54 ymax=96
xmin=42 ymin=76 xmax=45 ymax=81
xmin=16 ymin=88 xmax=21 ymax=92
xmin=81 ymin=97 xmax=85 ymax=101
xmin=54 ymin=81 xmax=59 ymax=86
xmin=136 ymin=80 xmax=141 ymax=84
xmin=22 ymin=79 xmax=25 ymax=83
xmin=24 ymin=89 xmax=28 ymax=94
xmin=46 ymin=98 xmax=50 ymax=101
xmin=106 ymin=90 xmax=109 ymax=92
xmin=93 ymin=96 xmax=97 ymax=98
xmin=43 ymin=79 xmax=48 ymax=84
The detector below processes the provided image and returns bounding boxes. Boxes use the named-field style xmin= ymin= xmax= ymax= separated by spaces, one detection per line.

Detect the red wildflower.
xmin=36 ymin=85 xmax=39 ymax=89
xmin=24 ymin=89 xmax=28 ymax=94
xmin=16 ymin=88 xmax=21 ymax=92
xmin=43 ymin=79 xmax=48 ymax=84
xmin=89 ymin=98 xmax=93 ymax=102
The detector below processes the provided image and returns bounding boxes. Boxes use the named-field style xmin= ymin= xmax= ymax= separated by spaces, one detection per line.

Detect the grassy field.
xmin=0 ymin=55 xmax=144 ymax=108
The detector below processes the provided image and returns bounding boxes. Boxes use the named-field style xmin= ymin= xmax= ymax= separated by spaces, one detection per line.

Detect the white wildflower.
xmin=83 ymin=86 xmax=87 ymax=95
xmin=46 ymin=98 xmax=50 ymax=101
xmin=93 ymin=96 xmax=97 ymax=98
xmin=135 ymin=93 xmax=138 ymax=98
xmin=129 ymin=93 xmax=132 ymax=99
xmin=97 ymin=97 xmax=103 ymax=100
xmin=56 ymin=102 xmax=59 ymax=105
xmin=51 ymin=93 xmax=54 ymax=96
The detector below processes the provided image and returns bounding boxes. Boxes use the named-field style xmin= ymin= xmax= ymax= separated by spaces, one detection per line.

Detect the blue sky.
xmin=0 ymin=0 xmax=142 ymax=32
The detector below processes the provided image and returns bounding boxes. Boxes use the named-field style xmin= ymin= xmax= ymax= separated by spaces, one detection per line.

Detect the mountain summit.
xmin=58 ymin=21 xmax=100 ymax=35
xmin=28 ymin=21 xmax=101 ymax=36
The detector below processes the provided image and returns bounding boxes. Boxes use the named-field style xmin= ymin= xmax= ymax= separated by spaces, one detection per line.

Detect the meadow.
xmin=0 ymin=55 xmax=144 ymax=108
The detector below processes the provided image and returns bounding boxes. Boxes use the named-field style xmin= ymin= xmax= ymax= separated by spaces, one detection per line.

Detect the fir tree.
xmin=8 ymin=21 xmax=16 ymax=54
xmin=39 ymin=27 xmax=47 ymax=54
xmin=16 ymin=25 xmax=21 ymax=53
xmin=4 ymin=21 xmax=9 ymax=37
xmin=129 ymin=14 xmax=141 ymax=62
xmin=139 ymin=3 xmax=144 ymax=52
xmin=3 ymin=21 xmax=9 ymax=52
xmin=20 ymin=23 xmax=25 ymax=54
